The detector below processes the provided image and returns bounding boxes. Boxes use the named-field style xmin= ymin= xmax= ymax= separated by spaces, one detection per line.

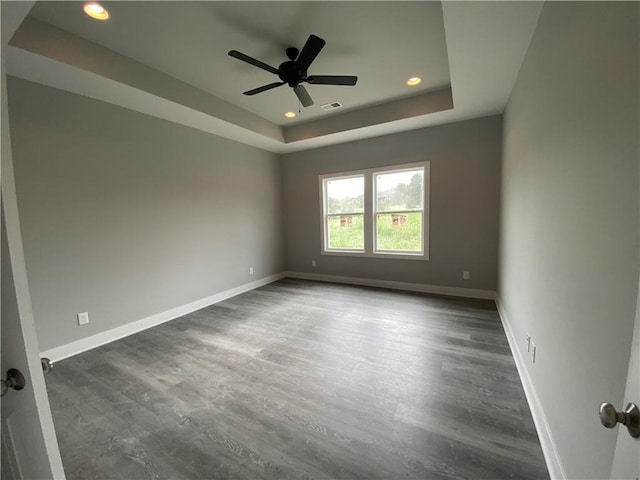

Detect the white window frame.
xmin=319 ymin=161 xmax=430 ymax=260
xmin=320 ymin=173 xmax=366 ymax=254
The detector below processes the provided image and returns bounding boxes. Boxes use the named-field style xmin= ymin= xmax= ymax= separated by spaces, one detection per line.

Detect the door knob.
xmin=0 ymin=368 xmax=26 ymax=397
xmin=41 ymin=357 xmax=53 ymax=375
xmin=599 ymin=402 xmax=640 ymax=438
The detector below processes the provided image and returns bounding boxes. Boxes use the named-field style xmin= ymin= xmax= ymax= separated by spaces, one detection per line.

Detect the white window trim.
xmin=319 ymin=161 xmax=430 ymax=261
xmin=320 ymin=172 xmax=366 ymax=254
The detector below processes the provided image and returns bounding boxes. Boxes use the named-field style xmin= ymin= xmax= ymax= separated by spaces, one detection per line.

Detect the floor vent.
xmin=321 ymin=101 xmax=343 ymax=111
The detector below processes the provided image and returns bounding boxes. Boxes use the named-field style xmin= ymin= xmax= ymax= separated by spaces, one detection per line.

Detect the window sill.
xmin=321 ymin=250 xmax=429 ymax=261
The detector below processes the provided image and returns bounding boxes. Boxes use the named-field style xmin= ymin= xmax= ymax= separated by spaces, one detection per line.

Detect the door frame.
xmin=1 ymin=3 xmax=66 ymax=478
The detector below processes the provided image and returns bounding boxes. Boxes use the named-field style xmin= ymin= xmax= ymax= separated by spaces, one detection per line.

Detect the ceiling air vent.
xmin=320 ymin=101 xmax=343 ymax=111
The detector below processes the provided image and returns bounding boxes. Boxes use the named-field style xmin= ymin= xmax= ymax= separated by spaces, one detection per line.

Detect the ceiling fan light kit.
xmin=228 ymin=34 xmax=358 ymax=108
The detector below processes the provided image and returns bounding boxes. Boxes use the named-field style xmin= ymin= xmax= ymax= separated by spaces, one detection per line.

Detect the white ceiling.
xmin=3 ymin=1 xmax=544 ymax=154
xmin=27 ymin=1 xmax=452 ymax=126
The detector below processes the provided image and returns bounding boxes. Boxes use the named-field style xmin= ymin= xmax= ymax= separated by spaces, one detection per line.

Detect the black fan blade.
xmin=293 ymin=85 xmax=314 ymax=107
xmin=243 ymin=82 xmax=286 ymax=96
xmin=228 ymin=50 xmax=279 ymax=75
xmin=295 ymin=35 xmax=325 ymax=72
xmin=306 ymin=75 xmax=358 ymax=86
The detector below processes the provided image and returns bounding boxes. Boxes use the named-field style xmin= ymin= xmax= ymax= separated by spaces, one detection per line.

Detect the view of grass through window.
xmin=326 ymin=176 xmax=364 ymax=250
xmin=376 ymin=212 xmax=422 ymax=251
xmin=375 ymin=169 xmax=423 ymax=252
xmin=323 ymin=166 xmax=425 ymax=254
xmin=327 ymin=214 xmax=364 ymax=249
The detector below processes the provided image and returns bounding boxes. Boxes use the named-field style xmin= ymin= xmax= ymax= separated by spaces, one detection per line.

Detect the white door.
xmin=609 ymin=277 xmax=640 ymax=479
xmin=609 ymin=78 xmax=640 ymax=478
xmin=1 ymin=205 xmax=65 ymax=480
xmin=1 ymin=3 xmax=66 ymax=476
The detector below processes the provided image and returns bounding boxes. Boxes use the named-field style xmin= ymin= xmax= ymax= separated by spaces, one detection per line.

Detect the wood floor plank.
xmin=46 ymin=278 xmax=549 ymax=479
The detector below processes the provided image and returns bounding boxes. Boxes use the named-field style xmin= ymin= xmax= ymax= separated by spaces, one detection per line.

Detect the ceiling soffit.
xmin=8 ymin=16 xmax=453 ymax=150
xmin=4 ymin=2 xmax=544 ymax=154
xmin=25 ymin=1 xmax=452 ymax=127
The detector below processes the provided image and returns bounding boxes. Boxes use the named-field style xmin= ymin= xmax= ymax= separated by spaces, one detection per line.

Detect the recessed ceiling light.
xmin=285 ymin=112 xmax=296 ymax=118
xmin=83 ymin=2 xmax=110 ymax=20
xmin=407 ymin=76 xmax=422 ymax=86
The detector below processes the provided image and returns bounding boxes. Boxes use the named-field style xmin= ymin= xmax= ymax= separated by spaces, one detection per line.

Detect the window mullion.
xmin=363 ymin=172 xmax=374 ymax=254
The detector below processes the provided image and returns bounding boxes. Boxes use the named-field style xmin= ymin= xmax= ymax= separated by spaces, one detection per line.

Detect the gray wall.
xmin=7 ymin=78 xmax=284 ymax=352
xmin=499 ymin=2 xmax=639 ymax=479
xmin=281 ymin=116 xmax=502 ymax=291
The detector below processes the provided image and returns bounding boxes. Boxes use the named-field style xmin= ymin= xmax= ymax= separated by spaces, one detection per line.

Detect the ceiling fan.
xmin=228 ymin=34 xmax=358 ymax=108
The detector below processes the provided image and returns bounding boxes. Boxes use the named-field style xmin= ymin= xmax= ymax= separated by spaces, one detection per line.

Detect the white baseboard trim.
xmin=284 ymin=271 xmax=495 ymax=300
xmin=41 ymin=273 xmax=287 ymax=362
xmin=494 ymin=294 xmax=566 ymax=480
xmin=41 ymin=272 xmax=491 ymax=362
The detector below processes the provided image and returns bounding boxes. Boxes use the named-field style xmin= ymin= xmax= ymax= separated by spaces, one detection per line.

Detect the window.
xmin=320 ymin=162 xmax=430 ymax=260
xmin=323 ymin=175 xmax=365 ymax=251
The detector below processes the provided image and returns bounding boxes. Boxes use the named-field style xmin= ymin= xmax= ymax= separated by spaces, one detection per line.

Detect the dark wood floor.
xmin=45 ymin=278 xmax=549 ymax=479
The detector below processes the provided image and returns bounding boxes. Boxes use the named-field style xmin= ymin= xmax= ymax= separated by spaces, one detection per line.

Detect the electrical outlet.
xmin=249 ymin=267 xmax=254 ymax=275
xmin=311 ymin=260 xmax=317 ymax=267
xmin=463 ymin=271 xmax=470 ymax=280
xmin=77 ymin=312 xmax=89 ymax=326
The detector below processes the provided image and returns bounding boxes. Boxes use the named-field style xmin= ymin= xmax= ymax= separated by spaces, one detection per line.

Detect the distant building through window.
xmin=340 ymin=215 xmax=353 ymax=227
xmin=391 ymin=214 xmax=407 ymax=226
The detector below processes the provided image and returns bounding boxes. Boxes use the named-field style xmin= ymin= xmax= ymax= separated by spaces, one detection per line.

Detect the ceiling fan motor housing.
xmin=278 ymin=60 xmax=306 ymax=86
